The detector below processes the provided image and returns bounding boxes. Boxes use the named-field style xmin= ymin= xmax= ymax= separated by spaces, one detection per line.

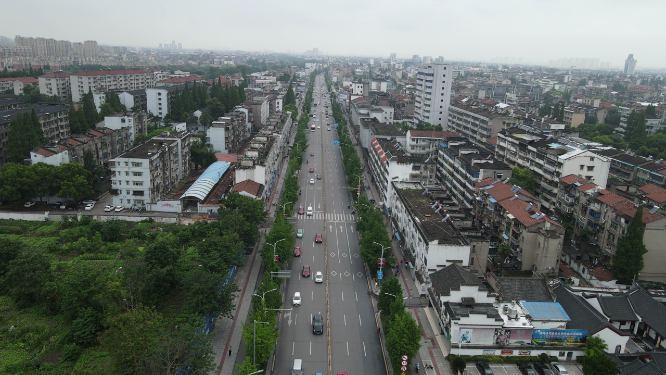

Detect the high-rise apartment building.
xmin=624 ymin=54 xmax=637 ymax=75
xmin=72 ymin=42 xmax=83 ymax=56
xmin=413 ymin=63 xmax=453 ymax=129
xmin=70 ymin=69 xmax=154 ymax=102
xmin=83 ymin=40 xmax=98 ymax=58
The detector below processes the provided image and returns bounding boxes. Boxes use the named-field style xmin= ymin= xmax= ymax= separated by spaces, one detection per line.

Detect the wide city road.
xmin=273 ymin=74 xmax=385 ymax=375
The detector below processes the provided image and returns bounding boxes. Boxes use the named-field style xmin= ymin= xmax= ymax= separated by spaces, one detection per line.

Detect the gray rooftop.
xmin=0 ymin=104 xmax=68 ymax=124
xmin=552 ymin=283 xmax=623 ymax=335
xmin=444 ymin=302 xmax=503 ymax=321
xmin=598 ymin=295 xmax=638 ymax=322
xmin=627 ymin=286 xmax=666 ymax=338
xmin=498 ymin=277 xmax=554 ymax=302
xmin=430 ymin=264 xmax=486 ymax=297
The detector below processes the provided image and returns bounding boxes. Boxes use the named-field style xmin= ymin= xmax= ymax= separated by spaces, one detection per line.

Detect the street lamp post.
xmin=279 ymin=201 xmax=293 ymax=217
xmin=253 ymin=288 xmax=277 ymax=303
xmin=267 ymin=238 xmax=286 ymax=262
xmin=253 ymin=320 xmax=269 ymax=367
xmin=373 ymin=241 xmax=390 ymax=284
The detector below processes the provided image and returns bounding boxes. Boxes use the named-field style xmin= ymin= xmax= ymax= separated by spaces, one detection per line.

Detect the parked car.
xmin=533 ymin=362 xmax=553 ymax=375
xmin=292 ymin=292 xmax=301 ymax=306
xmin=518 ymin=362 xmax=537 ymax=375
xmin=51 ymin=201 xmax=62 ymax=208
xmin=314 ymin=272 xmax=323 ymax=283
xmin=293 ymin=247 xmax=301 ymax=257
xmin=550 ymin=363 xmax=569 ymax=375
xmin=476 ymin=362 xmax=494 ymax=375
xmin=312 ymin=314 xmax=323 ymax=334
xmin=104 ymin=205 xmax=114 ymax=212
xmin=114 ymin=206 xmax=124 ymax=212
xmin=302 ymin=265 xmax=310 ymax=277
xmin=23 ymin=201 xmax=36 ymax=208
xmin=296 ymin=229 xmax=304 ymax=238
xmin=315 ymin=234 xmax=323 ymax=243
xmin=84 ymin=203 xmax=95 ymax=211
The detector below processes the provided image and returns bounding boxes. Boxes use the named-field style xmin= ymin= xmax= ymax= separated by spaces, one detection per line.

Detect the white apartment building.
xmin=104 ymin=111 xmax=148 ymax=144
xmin=447 ymin=103 xmax=514 ymax=146
xmin=70 ymin=69 xmax=155 ymax=102
xmin=38 ymin=72 xmax=71 ymax=102
xmin=414 ymin=63 xmax=453 ymax=129
xmin=110 ymin=131 xmax=193 ymax=208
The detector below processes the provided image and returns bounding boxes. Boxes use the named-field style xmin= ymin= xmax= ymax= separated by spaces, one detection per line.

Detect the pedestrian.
xmin=377 ymin=327 xmax=380 ymax=334
xmin=228 ymin=349 xmax=232 ymax=356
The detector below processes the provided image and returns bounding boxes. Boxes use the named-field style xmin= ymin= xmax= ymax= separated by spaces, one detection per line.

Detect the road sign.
xmin=402 ymin=361 xmax=408 ymax=366
xmin=377 ymin=271 xmax=383 ymax=280
xmin=401 ymin=366 xmax=407 ymax=372
xmin=334 ymin=123 xmax=339 ymax=127
xmin=333 ymin=141 xmax=340 ymax=145
xmin=402 ymin=355 xmax=408 ymax=361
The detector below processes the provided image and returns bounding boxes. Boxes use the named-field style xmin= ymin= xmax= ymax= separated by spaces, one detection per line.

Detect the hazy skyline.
xmin=4 ymin=0 xmax=666 ymax=69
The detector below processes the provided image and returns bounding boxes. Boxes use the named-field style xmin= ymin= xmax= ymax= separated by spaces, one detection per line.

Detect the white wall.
xmin=93 ymin=92 xmax=106 ymax=113
xmin=560 ymin=151 xmax=610 ymax=189
xmin=119 ymin=92 xmax=134 ymax=111
xmin=111 ymin=157 xmax=151 ymax=207
xmin=207 ymin=123 xmax=227 ymax=154
xmin=105 ymin=115 xmax=136 ymax=143
xmin=30 ymin=150 xmax=70 ymax=166
xmin=594 ymin=327 xmax=628 ymax=354
xmin=146 ymin=87 xmax=168 ymax=118
xmin=234 ymin=165 xmax=267 ymax=186
xmin=447 ymin=285 xmax=495 ymax=304
xmin=427 ymin=243 xmax=471 ymax=271
xmin=146 ymin=200 xmax=182 ymax=212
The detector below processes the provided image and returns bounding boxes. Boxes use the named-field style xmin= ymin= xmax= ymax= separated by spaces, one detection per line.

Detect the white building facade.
xmin=414 ymin=63 xmax=453 ymax=129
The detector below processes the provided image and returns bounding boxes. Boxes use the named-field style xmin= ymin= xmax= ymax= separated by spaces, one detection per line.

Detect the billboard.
xmin=458 ymin=328 xmax=533 ymax=346
xmin=532 ymin=329 xmax=587 ymax=347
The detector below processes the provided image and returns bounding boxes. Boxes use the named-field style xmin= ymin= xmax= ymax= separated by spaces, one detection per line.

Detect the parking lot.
xmin=465 ymin=362 xmax=584 ymax=375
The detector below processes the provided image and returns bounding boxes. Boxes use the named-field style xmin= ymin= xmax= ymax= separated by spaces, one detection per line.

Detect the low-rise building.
xmin=437 ymin=138 xmax=512 ymax=209
xmin=118 ymin=89 xmax=147 ymax=112
xmin=110 ymin=130 xmax=193 ymax=208
xmin=103 ymin=111 xmax=148 ymax=144
xmin=0 ymin=104 xmax=70 ymax=165
xmin=207 ymin=108 xmax=251 ymax=154
xmin=38 ymin=72 xmax=71 ymax=102
xmin=405 ymin=130 xmax=459 ymax=156
xmin=447 ymin=102 xmax=515 ymax=147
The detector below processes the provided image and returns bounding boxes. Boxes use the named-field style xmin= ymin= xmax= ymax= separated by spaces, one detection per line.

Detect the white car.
xmin=315 ymin=272 xmax=323 ymax=283
xmin=114 ymin=206 xmax=124 ymax=212
xmin=84 ymin=203 xmax=95 ymax=211
xmin=23 ymin=201 xmax=36 ymax=208
xmin=310 ymin=179 xmax=315 ymax=184
xmin=292 ymin=292 xmax=301 ymax=306
xmin=317 ymin=126 xmax=320 ymax=129
xmin=82 ymin=199 xmax=96 ymax=205
xmin=104 ymin=205 xmax=114 ymax=212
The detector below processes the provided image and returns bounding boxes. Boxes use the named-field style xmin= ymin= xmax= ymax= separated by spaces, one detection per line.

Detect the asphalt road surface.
xmin=273 ymin=74 xmax=385 ymax=375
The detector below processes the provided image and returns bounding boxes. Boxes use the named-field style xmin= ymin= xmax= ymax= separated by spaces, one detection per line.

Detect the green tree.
xmin=284 ymin=103 xmax=298 ymax=121
xmin=105 ymin=90 xmax=125 ymax=112
xmin=450 ymin=355 xmax=467 ymax=374
xmin=284 ymin=83 xmax=296 ymax=106
xmin=582 ymin=337 xmax=616 ymax=375
xmin=206 ymin=97 xmax=225 ymax=119
xmin=59 ymin=174 xmax=94 ymax=203
xmin=578 ymin=79 xmax=587 ymax=86
xmin=4 ymin=117 xmax=29 ymax=163
xmin=0 ymin=237 xmax=22 ymax=285
xmin=611 ymin=206 xmax=648 ymax=284
xmin=4 ymin=251 xmax=53 ymax=306
xmin=385 ymin=309 xmax=422 ymax=373
xmin=497 ymin=243 xmax=513 ymax=276
xmin=82 ymin=90 xmax=99 ymax=129
xmin=199 ymin=111 xmax=213 ymax=131
xmin=378 ymin=276 xmax=402 ymax=314
xmin=220 ymin=192 xmax=267 ymax=227
xmin=625 ymin=110 xmax=647 ymax=150
xmin=182 ymin=268 xmax=238 ymax=317
xmin=509 ymin=167 xmax=536 ymax=194
xmin=539 ymin=103 xmax=552 ymax=117
xmin=190 ymin=141 xmax=218 ymax=169
xmin=241 ymin=309 xmax=279 ymax=369
xmin=99 ymin=102 xmax=116 ymax=117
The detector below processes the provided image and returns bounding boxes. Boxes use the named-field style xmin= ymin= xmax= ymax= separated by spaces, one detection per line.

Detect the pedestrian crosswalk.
xmin=302 ymin=212 xmax=356 ymax=221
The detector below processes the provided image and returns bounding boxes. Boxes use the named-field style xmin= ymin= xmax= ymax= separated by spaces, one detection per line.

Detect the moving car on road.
xmin=315 ymin=272 xmax=323 ymax=283
xmin=293 ymin=247 xmax=301 ymax=257
xmin=310 ymin=179 xmax=315 ymax=184
xmin=315 ymin=234 xmax=323 ymax=243
xmin=298 ymin=206 xmax=304 ymax=215
xmin=302 ymin=265 xmax=310 ymax=277
xmin=312 ymin=314 xmax=323 ymax=334
xmin=297 ymin=229 xmax=304 ymax=238
xmin=292 ymin=292 xmax=301 ymax=306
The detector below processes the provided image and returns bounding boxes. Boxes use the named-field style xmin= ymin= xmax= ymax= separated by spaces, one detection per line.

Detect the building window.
xmin=132 ymin=181 xmax=143 ymax=186
xmin=580 ymin=165 xmax=584 ymax=170
xmin=590 ymin=157 xmax=594 ymax=162
xmin=587 ymin=166 xmax=594 ymax=171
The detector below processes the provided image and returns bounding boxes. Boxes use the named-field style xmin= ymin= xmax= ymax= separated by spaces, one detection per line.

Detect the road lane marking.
xmin=363 ymin=342 xmax=366 ymax=356
xmin=359 ymin=314 xmax=362 ymax=326
xmin=355 ymin=292 xmax=358 ymax=301
xmin=344 ymin=314 xmax=346 ymax=325
xmin=292 ymin=342 xmax=294 ymax=355
xmin=347 ymin=341 xmax=349 ymax=356
xmin=341 ymin=292 xmax=344 ymax=301
xmin=312 ymin=291 xmax=314 ymax=300
xmin=310 ymin=341 xmax=312 ymax=355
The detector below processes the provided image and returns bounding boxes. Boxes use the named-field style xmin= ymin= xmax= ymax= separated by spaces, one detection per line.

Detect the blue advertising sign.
xmin=333 ymin=141 xmax=340 ymax=145
xmin=377 ymin=271 xmax=383 ymax=280
xmin=334 ymin=123 xmax=339 ymax=127
xmin=532 ymin=329 xmax=587 ymax=347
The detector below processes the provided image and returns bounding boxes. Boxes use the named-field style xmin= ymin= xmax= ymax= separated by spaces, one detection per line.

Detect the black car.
xmin=317 ymin=174 xmax=322 ymax=180
xmin=518 ymin=362 xmax=537 ymax=375
xmin=476 ymin=362 xmax=494 ymax=375
xmin=312 ymin=314 xmax=323 ymax=334
xmin=533 ymin=363 xmax=553 ymax=375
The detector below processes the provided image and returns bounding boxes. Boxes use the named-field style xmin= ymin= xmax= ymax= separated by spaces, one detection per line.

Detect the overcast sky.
xmin=4 ymin=0 xmax=666 ymax=69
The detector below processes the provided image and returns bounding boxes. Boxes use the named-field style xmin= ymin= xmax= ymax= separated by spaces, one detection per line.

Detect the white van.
xmin=291 ymin=358 xmax=303 ymax=375
xmin=307 ymin=206 xmax=313 ymax=216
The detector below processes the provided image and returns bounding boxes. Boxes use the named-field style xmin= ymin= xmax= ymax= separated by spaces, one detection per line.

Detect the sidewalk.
xmin=208 ymin=122 xmax=296 ymax=375
xmin=343 ymin=118 xmax=453 ymax=375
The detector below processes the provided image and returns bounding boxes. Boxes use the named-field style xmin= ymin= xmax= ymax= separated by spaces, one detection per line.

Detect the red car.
xmin=309 ymin=168 xmax=315 ymax=173
xmin=293 ymin=247 xmax=301 ymax=257
xmin=298 ymin=206 xmax=304 ymax=215
xmin=302 ymin=265 xmax=310 ymax=277
xmin=315 ymin=234 xmax=323 ymax=243
xmin=310 ymin=152 xmax=314 ymax=156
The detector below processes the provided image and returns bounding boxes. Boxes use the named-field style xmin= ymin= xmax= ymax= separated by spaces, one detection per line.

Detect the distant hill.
xmin=0 ymin=36 xmax=14 ymax=46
